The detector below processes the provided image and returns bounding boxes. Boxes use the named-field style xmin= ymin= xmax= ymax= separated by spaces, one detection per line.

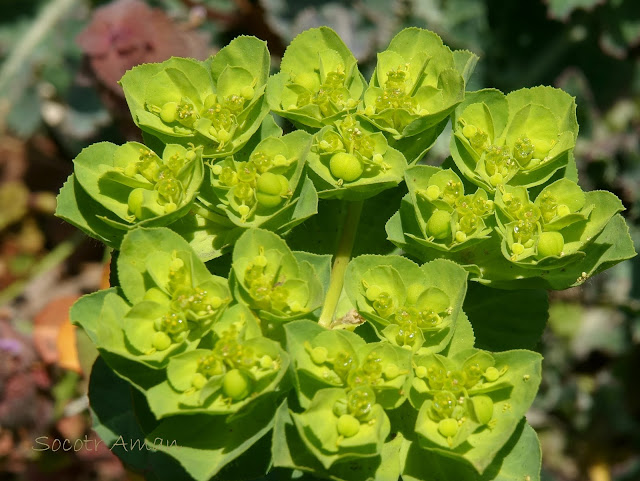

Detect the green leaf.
xmin=389 ymin=195 xmax=635 ymax=289
xmin=89 ymin=357 xmax=190 ymax=480
xmin=450 ymin=87 xmax=577 ymax=191
xmin=117 ymin=227 xmax=224 ymax=305
xmin=206 ymin=130 xmax=314 ymax=227
xmin=121 ymin=44 xmax=270 ymax=158
xmin=291 ymin=387 xmax=391 ymax=469
xmin=413 ymin=349 xmax=542 ymax=473
xmin=402 ymin=420 xmax=541 ymax=481
xmin=72 ymin=141 xmax=204 ymax=229
xmin=145 ymin=396 xmax=277 ymax=481
xmin=463 ymin=284 xmax=548 ymax=351
xmin=284 ymin=319 xmax=366 ymax=407
xmin=268 ymin=27 xmax=367 ymax=129
xmin=272 ymin=398 xmax=403 ymax=481
xmin=344 ymin=255 xmax=467 ymax=353
xmin=167 ymin=208 xmax=244 ymax=262
xmin=145 ymin=304 xmax=290 ymax=418
xmin=232 ymin=229 xmax=325 ymax=320
xmin=360 ymin=28 xmax=466 ymax=141
xmin=210 ymin=35 xmax=270 ymax=87
xmin=56 ymin=174 xmax=126 ymax=248
xmin=442 ymin=311 xmax=476 ymax=357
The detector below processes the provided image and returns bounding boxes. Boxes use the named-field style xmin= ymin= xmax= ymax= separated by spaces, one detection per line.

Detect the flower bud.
xmin=471 ymin=395 xmax=494 ymax=425
xmin=222 ymin=369 xmax=252 ymax=401
xmin=160 ymin=102 xmax=178 ymax=123
xmin=337 ymin=414 xmax=360 ymax=438
xmin=537 ymin=231 xmax=564 ymax=257
xmin=329 ymin=152 xmax=363 ymax=182
xmin=438 ymin=418 xmax=459 ymax=438
xmin=426 ymin=210 xmax=452 ymax=240
xmin=152 ymin=331 xmax=172 ymax=351
xmin=484 ymin=366 xmax=500 ymax=382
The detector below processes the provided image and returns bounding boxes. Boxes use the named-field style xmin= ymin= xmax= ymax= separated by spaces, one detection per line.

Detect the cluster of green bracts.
xmin=71 ymin=226 xmax=542 ymax=480
xmin=387 ymin=87 xmax=635 ymax=289
xmin=59 ymin=26 xmax=473 ymax=255
xmin=56 ymin=24 xmax=635 ymax=481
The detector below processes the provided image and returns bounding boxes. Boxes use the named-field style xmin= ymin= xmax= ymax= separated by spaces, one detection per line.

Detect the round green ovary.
xmin=329 ymin=153 xmax=363 ymax=182
xmin=438 ymin=418 xmax=458 ymax=437
xmin=310 ymin=346 xmax=328 ymax=365
xmin=462 ymin=124 xmax=477 ymax=139
xmin=256 ymin=172 xmax=288 ymax=207
xmin=337 ymin=414 xmax=360 ymax=438
xmin=152 ymin=331 xmax=171 ymax=351
xmin=537 ymin=231 xmax=564 ymax=257
xmin=472 ymin=395 xmax=494 ymax=424
xmin=222 ymin=369 xmax=252 ymax=401
xmin=365 ymin=285 xmax=383 ymax=302
xmin=160 ymin=102 xmax=178 ymax=123
xmin=192 ymin=373 xmax=207 ymax=390
xmin=484 ymin=366 xmax=500 ymax=382
xmin=427 ymin=210 xmax=452 ymax=239
xmin=127 ymin=188 xmax=145 ymax=219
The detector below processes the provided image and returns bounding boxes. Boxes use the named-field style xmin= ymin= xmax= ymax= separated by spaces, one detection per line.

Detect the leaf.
xmin=121 ymin=48 xmax=270 ymax=158
xmin=449 ymin=87 xmax=577 ymax=191
xmin=55 ymin=174 xmax=127 ymax=248
xmin=70 ymin=289 xmax=170 ymax=386
xmin=144 ymin=396 xmax=276 ymax=481
xmin=414 ymin=349 xmax=542 ymax=473
xmin=207 ymin=130 xmax=314 ymax=228
xmin=210 ymin=35 xmax=270 ymax=87
xmin=284 ymin=319 xmax=366 ymax=407
xmin=272 ymin=398 xmax=403 ymax=481
xmin=344 ymin=255 xmax=468 ymax=353
xmin=361 ymin=28 xmax=466 ymax=141
xmin=307 ymin=120 xmax=407 ymax=201
xmin=117 ymin=227 xmax=222 ymax=305
xmin=291 ymin=388 xmax=390 ymax=469
xmin=402 ymin=420 xmax=541 ymax=481
xmin=390 ymin=198 xmax=636 ymax=289
xmin=33 ymin=295 xmax=79 ymax=366
xmin=232 ymin=229 xmax=325 ymax=321
xmin=443 ymin=311 xmax=476 ymax=357
xmin=463 ymin=284 xmax=548 ymax=351
xmin=167 ymin=209 xmax=244 ymax=262
xmin=89 ymin=356 xmax=190 ymax=480
xmin=267 ymin=27 xmax=366 ymax=128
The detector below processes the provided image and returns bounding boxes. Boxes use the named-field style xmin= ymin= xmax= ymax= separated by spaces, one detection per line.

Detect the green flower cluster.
xmin=388 ymin=98 xmax=632 ymax=288
xmin=121 ymin=36 xmax=270 ymax=158
xmin=307 ymin=115 xmax=407 ymax=200
xmin=56 ymin=25 xmax=635 ymax=481
xmin=205 ymin=130 xmax=314 ymax=225
xmin=451 ymin=88 xmax=578 ymax=190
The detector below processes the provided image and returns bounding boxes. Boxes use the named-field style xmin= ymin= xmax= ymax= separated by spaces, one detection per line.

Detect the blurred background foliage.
xmin=0 ymin=0 xmax=638 ymax=480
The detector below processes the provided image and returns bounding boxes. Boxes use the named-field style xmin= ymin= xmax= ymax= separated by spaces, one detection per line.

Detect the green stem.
xmin=318 ymin=200 xmax=364 ymax=328
xmin=190 ymin=204 xmax=234 ymax=226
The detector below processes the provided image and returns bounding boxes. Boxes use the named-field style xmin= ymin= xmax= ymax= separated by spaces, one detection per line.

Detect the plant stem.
xmin=318 ymin=200 xmax=364 ymax=328
xmin=190 ymin=204 xmax=234 ymax=226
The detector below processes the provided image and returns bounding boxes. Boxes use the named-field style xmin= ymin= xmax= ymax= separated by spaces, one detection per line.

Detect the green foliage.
xmin=56 ymin=24 xmax=636 ymax=481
